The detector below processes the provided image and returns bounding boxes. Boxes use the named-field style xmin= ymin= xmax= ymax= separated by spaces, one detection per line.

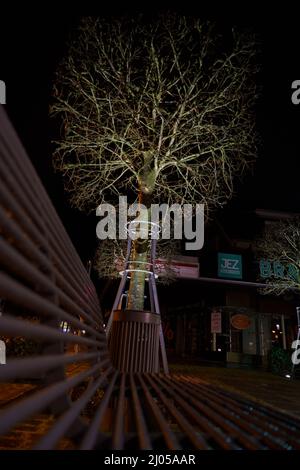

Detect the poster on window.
xmin=211 ymin=311 xmax=222 ymax=334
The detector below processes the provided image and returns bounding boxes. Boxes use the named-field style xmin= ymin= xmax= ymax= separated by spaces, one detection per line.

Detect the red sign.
xmin=211 ymin=311 xmax=222 ymax=333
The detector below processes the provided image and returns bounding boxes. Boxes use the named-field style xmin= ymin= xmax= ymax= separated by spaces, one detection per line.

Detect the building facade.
xmin=160 ymin=209 xmax=299 ymax=368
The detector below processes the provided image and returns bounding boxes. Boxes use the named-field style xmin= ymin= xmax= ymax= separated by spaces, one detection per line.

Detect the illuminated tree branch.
xmin=94 ymin=238 xmax=181 ymax=285
xmin=52 ymin=14 xmax=259 ymax=309
xmin=51 ymin=14 xmax=259 ymax=213
xmin=256 ymin=218 xmax=300 ymax=295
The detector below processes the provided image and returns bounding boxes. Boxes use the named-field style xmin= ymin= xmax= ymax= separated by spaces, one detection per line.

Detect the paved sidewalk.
xmin=0 ymin=363 xmax=87 ymax=449
xmin=0 ymin=383 xmax=36 ymax=407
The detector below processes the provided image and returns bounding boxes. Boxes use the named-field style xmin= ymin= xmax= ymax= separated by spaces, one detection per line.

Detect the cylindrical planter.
xmin=109 ymin=310 xmax=160 ymax=373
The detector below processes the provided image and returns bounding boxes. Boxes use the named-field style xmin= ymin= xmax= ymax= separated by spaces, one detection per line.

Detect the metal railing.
xmin=1 ymin=106 xmax=300 ymax=450
xmin=0 ymin=106 xmax=113 ymax=447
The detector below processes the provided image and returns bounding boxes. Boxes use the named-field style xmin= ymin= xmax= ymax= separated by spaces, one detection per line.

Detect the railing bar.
xmin=176 ymin=375 xmax=297 ymax=431
xmin=123 ymin=322 xmax=129 ymax=372
xmin=195 ymin=379 xmax=300 ymax=431
xmin=112 ymin=323 xmax=119 ymax=369
xmin=118 ymin=322 xmax=125 ymax=372
xmin=124 ymin=320 xmax=132 ymax=373
xmin=48 ymin=253 xmax=101 ymax=323
xmin=0 ymin=315 xmax=103 ymax=347
xmin=0 ymin=352 xmax=100 ymax=381
xmin=172 ymin=376 xmax=266 ymax=440
xmin=137 ymin=374 xmax=181 ymax=450
xmin=129 ymin=373 xmax=152 ymax=449
xmin=130 ymin=321 xmax=137 ymax=373
xmin=0 ymin=141 xmax=51 ymax=234
xmin=185 ymin=379 xmax=300 ymax=447
xmin=134 ymin=323 xmax=140 ymax=372
xmin=157 ymin=374 xmax=241 ymax=450
xmin=0 ymin=273 xmax=104 ymax=340
xmin=112 ymin=373 xmax=126 ymax=449
xmin=34 ymin=366 xmax=114 ymax=449
xmin=0 ymin=137 xmax=94 ymax=292
xmin=1 ymin=169 xmax=98 ymax=324
xmin=0 ymin=223 xmax=100 ymax=326
xmin=141 ymin=324 xmax=146 ymax=373
xmin=149 ymin=325 xmax=154 ymax=372
xmin=172 ymin=376 xmax=286 ymax=449
xmin=0 ymin=185 xmax=45 ymax=246
xmin=0 ymin=361 xmax=110 ymax=436
xmin=0 ymin=156 xmax=101 ymax=318
xmin=0 ymin=108 xmax=114 ymax=450
xmin=150 ymin=325 xmax=154 ymax=371
xmin=144 ymin=374 xmax=209 ymax=449
xmin=80 ymin=371 xmax=119 ymax=449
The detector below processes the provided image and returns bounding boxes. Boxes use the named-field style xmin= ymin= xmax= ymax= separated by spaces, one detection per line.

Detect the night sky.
xmin=1 ymin=6 xmax=300 ymax=266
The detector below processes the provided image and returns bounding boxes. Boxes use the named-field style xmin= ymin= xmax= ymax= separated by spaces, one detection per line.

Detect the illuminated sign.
xmin=259 ymin=259 xmax=299 ymax=281
xmin=231 ymin=314 xmax=251 ymax=330
xmin=218 ymin=253 xmax=242 ymax=279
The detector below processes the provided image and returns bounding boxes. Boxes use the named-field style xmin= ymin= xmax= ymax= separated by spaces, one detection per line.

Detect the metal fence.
xmin=1 ymin=106 xmax=300 ymax=450
xmin=0 ymin=106 xmax=113 ymax=448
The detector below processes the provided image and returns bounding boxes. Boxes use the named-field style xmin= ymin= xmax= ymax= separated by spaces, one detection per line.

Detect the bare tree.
xmin=94 ymin=238 xmax=180 ymax=285
xmin=256 ymin=219 xmax=300 ymax=295
xmin=51 ymin=14 xmax=259 ymax=309
xmin=93 ymin=239 xmax=181 ymax=284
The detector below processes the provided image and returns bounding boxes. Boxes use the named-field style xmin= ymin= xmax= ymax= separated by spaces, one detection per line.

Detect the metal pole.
xmin=229 ymin=311 xmax=232 ymax=353
xmin=149 ymin=237 xmax=169 ymax=374
xmin=212 ymin=333 xmax=217 ymax=352
xmin=148 ymin=240 xmax=155 ymax=312
xmin=260 ymin=316 xmax=265 ymax=356
xmin=281 ymin=314 xmax=287 ymax=350
xmin=106 ymin=238 xmax=132 ymax=337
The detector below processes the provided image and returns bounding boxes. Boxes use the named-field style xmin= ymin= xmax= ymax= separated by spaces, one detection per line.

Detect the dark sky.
xmin=1 ymin=7 xmax=300 ymax=265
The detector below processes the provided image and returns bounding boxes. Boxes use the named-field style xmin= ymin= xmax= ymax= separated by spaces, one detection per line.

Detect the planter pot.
xmin=109 ymin=309 xmax=160 ymax=373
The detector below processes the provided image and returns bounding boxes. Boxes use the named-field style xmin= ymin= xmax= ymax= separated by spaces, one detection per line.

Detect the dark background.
xmin=0 ymin=5 xmax=299 ymax=265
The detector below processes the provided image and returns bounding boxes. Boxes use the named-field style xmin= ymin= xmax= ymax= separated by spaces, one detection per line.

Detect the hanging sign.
xmin=218 ymin=253 xmax=242 ymax=279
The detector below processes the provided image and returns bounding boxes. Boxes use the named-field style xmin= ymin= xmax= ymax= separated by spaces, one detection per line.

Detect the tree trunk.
xmin=127 ymin=184 xmax=152 ymax=311
xmin=126 ymin=249 xmax=148 ymax=310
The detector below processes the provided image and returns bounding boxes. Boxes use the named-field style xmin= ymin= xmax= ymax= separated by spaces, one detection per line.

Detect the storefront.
xmin=164 ymin=280 xmax=297 ymax=368
xmin=162 ymin=210 xmax=300 ymax=367
xmin=209 ymin=306 xmax=294 ymax=367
